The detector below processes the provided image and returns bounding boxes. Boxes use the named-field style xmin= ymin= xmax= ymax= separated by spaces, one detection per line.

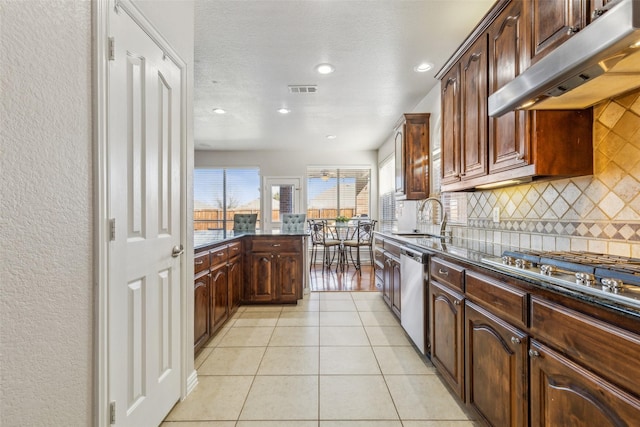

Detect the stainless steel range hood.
xmin=488 ymin=0 xmax=640 ymax=117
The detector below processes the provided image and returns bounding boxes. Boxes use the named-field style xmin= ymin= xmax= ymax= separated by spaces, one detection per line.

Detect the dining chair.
xmin=343 ymin=219 xmax=377 ymax=273
xmin=233 ymin=213 xmax=257 ymax=233
xmin=281 ymin=213 xmax=307 ymax=233
xmin=307 ymin=219 xmax=340 ymax=269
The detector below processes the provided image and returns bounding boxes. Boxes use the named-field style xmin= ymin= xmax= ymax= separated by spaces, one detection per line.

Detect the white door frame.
xmin=93 ymin=1 xmax=194 ymax=425
xmin=263 ymin=176 xmax=304 ymax=231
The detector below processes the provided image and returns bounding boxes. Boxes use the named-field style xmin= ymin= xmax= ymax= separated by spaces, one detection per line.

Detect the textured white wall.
xmin=0 ymin=1 xmax=93 ymax=425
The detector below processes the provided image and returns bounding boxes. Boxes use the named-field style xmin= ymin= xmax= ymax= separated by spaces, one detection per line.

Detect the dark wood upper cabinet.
xmin=395 ymin=113 xmax=430 ymax=200
xmin=531 ymin=0 xmax=588 ymax=64
xmin=441 ymin=66 xmax=461 ymax=186
xmin=460 ymin=35 xmax=488 ymax=181
xmin=488 ymin=0 xmax=529 ymax=174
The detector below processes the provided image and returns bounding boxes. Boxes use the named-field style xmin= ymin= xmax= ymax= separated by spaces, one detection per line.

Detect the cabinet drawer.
xmin=530 ymin=296 xmax=640 ymax=396
xmin=210 ymin=246 xmax=228 ymax=267
xmin=466 ymin=271 xmax=528 ymax=329
xmin=228 ymin=241 xmax=242 ymax=258
xmin=194 ymin=251 xmax=210 ymax=274
xmin=252 ymin=238 xmax=301 ymax=253
xmin=430 ymin=257 xmax=465 ymax=292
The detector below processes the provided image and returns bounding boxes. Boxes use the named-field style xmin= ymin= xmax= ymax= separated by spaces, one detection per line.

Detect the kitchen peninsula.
xmin=194 ymin=231 xmax=308 ymax=353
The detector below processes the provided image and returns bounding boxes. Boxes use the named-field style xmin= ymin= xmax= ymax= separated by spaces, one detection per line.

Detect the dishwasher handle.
xmin=400 ymin=248 xmax=427 ymax=264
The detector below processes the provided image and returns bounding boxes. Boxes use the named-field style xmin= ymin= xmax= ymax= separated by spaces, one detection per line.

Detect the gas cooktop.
xmin=482 ymin=250 xmax=640 ymax=310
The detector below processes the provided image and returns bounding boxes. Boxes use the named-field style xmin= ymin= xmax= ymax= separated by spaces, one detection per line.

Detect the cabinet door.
xmin=391 ymin=257 xmax=401 ymax=317
xmin=277 ymin=253 xmax=301 ymax=302
xmin=465 ymin=302 xmax=528 ymax=427
xmin=430 ymin=280 xmax=465 ymax=400
xmin=441 ymin=65 xmax=461 ymax=185
xmin=382 ymin=255 xmax=393 ymax=307
xmin=210 ymin=263 xmax=229 ymax=333
xmin=460 ymin=35 xmax=488 ymax=181
xmin=404 ymin=114 xmax=430 ymax=199
xmin=530 ymin=340 xmax=640 ymax=427
xmin=250 ymin=253 xmax=275 ymax=302
xmin=194 ymin=271 xmax=210 ymax=353
xmin=531 ymin=0 xmax=586 ymax=64
xmin=488 ymin=0 xmax=529 ymax=174
xmin=394 ymin=125 xmax=405 ymax=195
xmin=228 ymin=254 xmax=242 ymax=311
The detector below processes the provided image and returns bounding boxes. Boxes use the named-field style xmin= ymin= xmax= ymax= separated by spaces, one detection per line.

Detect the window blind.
xmin=379 ymin=155 xmax=396 ymax=232
xmin=194 ymin=168 xmax=260 ymax=240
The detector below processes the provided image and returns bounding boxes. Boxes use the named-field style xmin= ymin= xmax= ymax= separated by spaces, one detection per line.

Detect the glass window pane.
xmin=307 ymin=167 xmax=370 ymax=220
xmin=194 ymin=167 xmax=260 ymax=241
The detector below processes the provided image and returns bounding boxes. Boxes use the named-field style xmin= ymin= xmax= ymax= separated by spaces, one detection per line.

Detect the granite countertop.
xmin=376 ymin=231 xmax=640 ymax=318
xmin=194 ymin=229 xmax=308 ymax=251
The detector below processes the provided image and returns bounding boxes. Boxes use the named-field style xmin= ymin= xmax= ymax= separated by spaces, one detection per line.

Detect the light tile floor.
xmin=163 ymin=292 xmax=480 ymax=427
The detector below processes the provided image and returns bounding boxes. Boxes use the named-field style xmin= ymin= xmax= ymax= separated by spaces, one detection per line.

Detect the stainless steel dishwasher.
xmin=400 ymin=247 xmax=428 ymax=355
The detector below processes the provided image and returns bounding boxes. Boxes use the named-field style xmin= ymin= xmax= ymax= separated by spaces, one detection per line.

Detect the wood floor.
xmin=309 ymin=263 xmax=378 ymax=292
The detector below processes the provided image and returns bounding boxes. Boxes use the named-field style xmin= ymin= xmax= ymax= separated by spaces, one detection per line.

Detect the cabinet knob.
xmin=438 ymin=269 xmax=449 ymax=276
xmin=510 ymin=337 xmax=521 ymax=345
xmin=592 ymin=9 xmax=606 ymax=20
xmin=528 ymin=349 xmax=540 ymax=358
xmin=567 ymin=26 xmax=580 ymax=35
xmin=516 ymin=153 xmax=524 ymax=161
xmin=453 ymin=300 xmax=461 ymax=306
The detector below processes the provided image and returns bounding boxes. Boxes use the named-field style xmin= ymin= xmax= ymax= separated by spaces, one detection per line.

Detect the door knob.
xmin=172 ymin=244 xmax=184 ymax=258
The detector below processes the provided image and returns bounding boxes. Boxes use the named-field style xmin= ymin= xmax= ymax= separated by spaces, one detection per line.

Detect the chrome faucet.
xmin=417 ymin=197 xmax=447 ymax=237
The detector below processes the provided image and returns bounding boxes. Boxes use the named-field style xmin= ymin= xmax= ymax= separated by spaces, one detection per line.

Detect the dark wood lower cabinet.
xmin=210 ymin=261 xmax=229 ymax=333
xmin=430 ymin=280 xmax=465 ymax=400
xmin=228 ymin=254 xmax=242 ymax=310
xmin=465 ymin=301 xmax=528 ymax=427
xmin=193 ymin=270 xmax=210 ymax=353
xmin=530 ymin=339 xmax=640 ymax=427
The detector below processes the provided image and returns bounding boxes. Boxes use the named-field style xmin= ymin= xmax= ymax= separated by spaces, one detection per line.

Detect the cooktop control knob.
xmin=601 ymin=278 xmax=624 ymax=294
xmin=515 ymin=259 xmax=532 ymax=269
xmin=502 ymin=256 xmax=514 ymax=265
xmin=575 ymin=272 xmax=596 ymax=287
xmin=540 ymin=264 xmax=556 ymax=275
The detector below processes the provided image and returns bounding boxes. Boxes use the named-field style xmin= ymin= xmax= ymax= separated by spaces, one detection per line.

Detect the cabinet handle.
xmin=231 ymin=247 xmax=239 ymax=251
xmin=528 ymin=349 xmax=540 ymax=358
xmin=567 ymin=26 xmax=580 ymax=35
xmin=272 ymin=244 xmax=281 ymax=247
xmin=216 ymin=253 xmax=225 ymax=257
xmin=510 ymin=337 xmax=521 ymax=345
xmin=438 ymin=269 xmax=449 ymax=276
xmin=453 ymin=300 xmax=461 ymax=306
xmin=195 ymin=260 xmax=204 ymax=265
xmin=516 ymin=153 xmax=524 ymax=161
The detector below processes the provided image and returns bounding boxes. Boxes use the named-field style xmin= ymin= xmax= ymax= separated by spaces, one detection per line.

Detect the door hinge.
xmin=109 ymin=218 xmax=116 ymax=241
xmin=109 ymin=401 xmax=116 ymax=424
xmin=108 ymin=37 xmax=115 ymax=61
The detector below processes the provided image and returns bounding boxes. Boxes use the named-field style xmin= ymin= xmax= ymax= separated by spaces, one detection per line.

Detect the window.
xmin=307 ymin=167 xmax=370 ymax=219
xmin=194 ymin=168 xmax=260 ymax=240
xmin=379 ymin=155 xmax=396 ymax=232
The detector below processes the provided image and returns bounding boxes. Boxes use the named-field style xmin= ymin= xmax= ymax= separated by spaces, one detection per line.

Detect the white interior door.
xmin=107 ymin=4 xmax=182 ymax=426
xmin=263 ymin=177 xmax=302 ymax=231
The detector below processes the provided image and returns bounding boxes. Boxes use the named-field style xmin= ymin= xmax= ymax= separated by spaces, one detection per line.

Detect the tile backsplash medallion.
xmin=447 ymin=88 xmax=640 ymax=258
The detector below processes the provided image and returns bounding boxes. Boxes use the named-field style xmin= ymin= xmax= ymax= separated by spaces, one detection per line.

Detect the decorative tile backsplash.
xmin=448 ymin=88 xmax=640 ymax=258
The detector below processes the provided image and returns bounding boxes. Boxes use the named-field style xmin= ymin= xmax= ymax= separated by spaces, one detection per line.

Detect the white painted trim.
xmin=93 ymin=1 xmax=109 ymax=426
xmin=94 ymin=1 xmax=192 ymax=426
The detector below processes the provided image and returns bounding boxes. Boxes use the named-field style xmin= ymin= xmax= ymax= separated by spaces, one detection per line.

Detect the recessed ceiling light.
xmin=315 ymin=63 xmax=335 ymax=74
xmin=212 ymin=108 xmax=226 ymax=114
xmin=326 ymin=134 xmax=337 ymax=140
xmin=277 ymin=108 xmax=291 ymax=114
xmin=413 ymin=62 xmax=433 ymax=73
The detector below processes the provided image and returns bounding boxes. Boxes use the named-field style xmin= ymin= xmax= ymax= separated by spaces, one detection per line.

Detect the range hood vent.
xmin=488 ymin=0 xmax=640 ymax=117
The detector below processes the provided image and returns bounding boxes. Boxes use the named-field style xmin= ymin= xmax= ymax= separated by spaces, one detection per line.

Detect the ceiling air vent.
xmin=288 ymin=85 xmax=318 ymax=94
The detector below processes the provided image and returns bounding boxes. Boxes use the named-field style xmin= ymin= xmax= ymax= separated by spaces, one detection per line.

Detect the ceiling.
xmin=194 ymin=0 xmax=495 ymax=152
